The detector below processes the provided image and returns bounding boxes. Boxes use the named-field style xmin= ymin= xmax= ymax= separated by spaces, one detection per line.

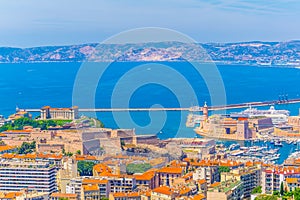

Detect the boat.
xmin=274 ymin=141 xmax=283 ymax=147
xmin=231 ymin=105 xmax=290 ymax=125
xmin=270 ymin=140 xmax=275 ymax=144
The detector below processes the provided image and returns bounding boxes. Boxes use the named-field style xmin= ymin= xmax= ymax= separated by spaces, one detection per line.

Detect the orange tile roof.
xmin=93 ymin=163 xmax=112 ymax=174
xmin=135 ymin=170 xmax=156 ymax=181
xmin=37 ymin=153 xmax=63 ymax=160
xmin=50 ymin=193 xmax=77 ymax=198
xmin=198 ymin=179 xmax=206 ymax=184
xmin=75 ymin=155 xmax=96 ymax=161
xmin=193 ymin=193 xmax=206 ymax=200
xmin=182 ymin=172 xmax=193 ymax=179
xmin=82 ymin=179 xmax=109 ymax=185
xmin=3 ymin=192 xmax=23 ymax=199
xmin=1 ymin=153 xmax=15 ymax=159
xmin=210 ymin=182 xmax=221 ymax=187
xmin=179 ymin=187 xmax=191 ymax=195
xmin=1 ymin=152 xmax=63 ymax=160
xmin=152 ymin=186 xmax=173 ymax=196
xmin=2 ymin=130 xmax=31 ymax=133
xmin=158 ymin=167 xmax=183 ymax=174
xmin=112 ymin=192 xmax=140 ymax=198
xmin=0 ymin=145 xmax=16 ymax=152
xmin=286 ymin=178 xmax=298 ymax=184
xmin=83 ymin=184 xmax=99 ymax=191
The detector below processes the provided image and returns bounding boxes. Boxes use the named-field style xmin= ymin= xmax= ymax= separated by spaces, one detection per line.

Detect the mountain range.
xmin=0 ymin=41 xmax=299 ymax=66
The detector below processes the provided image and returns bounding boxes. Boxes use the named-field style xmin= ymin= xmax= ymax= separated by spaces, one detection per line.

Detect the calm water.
xmin=1 ymin=62 xmax=300 ymax=163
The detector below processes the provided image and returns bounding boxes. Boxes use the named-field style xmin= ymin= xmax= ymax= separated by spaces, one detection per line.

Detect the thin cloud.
xmin=201 ymin=0 xmax=300 ymax=15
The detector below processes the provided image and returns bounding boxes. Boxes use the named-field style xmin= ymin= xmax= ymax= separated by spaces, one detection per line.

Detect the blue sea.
xmin=1 ymin=62 xmax=300 ymax=163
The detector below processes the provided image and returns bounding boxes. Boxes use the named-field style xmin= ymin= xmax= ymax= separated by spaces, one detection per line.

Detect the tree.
xmin=280 ymin=182 xmax=284 ymax=196
xmin=17 ymin=141 xmax=36 ymax=154
xmin=218 ymin=166 xmax=230 ymax=173
xmin=252 ymin=186 xmax=262 ymax=194
xmin=77 ymin=161 xmax=95 ymax=176
xmin=273 ymin=191 xmax=279 ymax=196
xmin=76 ymin=150 xmax=81 ymax=155
xmin=294 ymin=188 xmax=300 ymax=200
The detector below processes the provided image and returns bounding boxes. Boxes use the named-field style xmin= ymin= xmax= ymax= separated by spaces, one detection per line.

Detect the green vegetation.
xmin=58 ymin=198 xmax=68 ymax=200
xmin=17 ymin=141 xmax=36 ymax=154
xmin=76 ymin=150 xmax=81 ymax=155
xmin=254 ymin=195 xmax=278 ymax=200
xmin=94 ymin=118 xmax=104 ymax=128
xmin=75 ymin=116 xmax=104 ymax=128
xmin=62 ymin=149 xmax=73 ymax=157
xmin=280 ymin=182 xmax=284 ymax=196
xmin=0 ymin=117 xmax=71 ymax=132
xmin=256 ymin=188 xmax=300 ymax=200
xmin=218 ymin=166 xmax=230 ymax=173
xmin=252 ymin=186 xmax=262 ymax=194
xmin=77 ymin=161 xmax=95 ymax=176
xmin=126 ymin=163 xmax=152 ymax=175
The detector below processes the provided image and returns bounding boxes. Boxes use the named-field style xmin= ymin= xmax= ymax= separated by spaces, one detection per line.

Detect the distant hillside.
xmin=0 ymin=41 xmax=299 ymax=66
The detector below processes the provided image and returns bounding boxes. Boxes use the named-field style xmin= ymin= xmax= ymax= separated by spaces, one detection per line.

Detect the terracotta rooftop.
xmin=82 ymin=179 xmax=109 ymax=185
xmin=112 ymin=192 xmax=140 ymax=198
xmin=93 ymin=163 xmax=112 ymax=174
xmin=83 ymin=184 xmax=99 ymax=192
xmin=152 ymin=186 xmax=173 ymax=196
xmin=0 ymin=145 xmax=16 ymax=152
xmin=193 ymin=193 xmax=206 ymax=200
xmin=286 ymin=178 xmax=298 ymax=184
xmin=135 ymin=170 xmax=156 ymax=181
xmin=158 ymin=166 xmax=183 ymax=174
xmin=2 ymin=192 xmax=23 ymax=199
xmin=50 ymin=193 xmax=77 ymax=198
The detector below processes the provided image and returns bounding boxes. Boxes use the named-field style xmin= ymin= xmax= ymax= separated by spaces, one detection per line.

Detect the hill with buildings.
xmin=0 ymin=41 xmax=299 ymax=66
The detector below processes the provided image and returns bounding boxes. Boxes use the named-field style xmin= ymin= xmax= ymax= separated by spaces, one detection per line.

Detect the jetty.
xmin=23 ymin=98 xmax=300 ymax=113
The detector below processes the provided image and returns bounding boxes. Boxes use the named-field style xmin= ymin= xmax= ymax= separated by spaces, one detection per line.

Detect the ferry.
xmin=231 ymin=106 xmax=289 ymax=125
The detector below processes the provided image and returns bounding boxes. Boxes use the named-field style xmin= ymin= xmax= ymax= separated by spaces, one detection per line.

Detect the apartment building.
xmin=262 ymin=167 xmax=300 ymax=194
xmin=221 ymin=166 xmax=261 ymax=198
xmin=0 ymin=160 xmax=57 ymax=194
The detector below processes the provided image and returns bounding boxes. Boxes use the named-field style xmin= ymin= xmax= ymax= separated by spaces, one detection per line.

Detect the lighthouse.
xmin=203 ymin=101 xmax=208 ymax=120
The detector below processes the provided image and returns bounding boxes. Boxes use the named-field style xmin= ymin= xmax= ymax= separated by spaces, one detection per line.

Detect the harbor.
xmin=216 ymin=139 xmax=300 ymax=164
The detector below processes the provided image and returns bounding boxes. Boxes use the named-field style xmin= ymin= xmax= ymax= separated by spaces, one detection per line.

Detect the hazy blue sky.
xmin=1 ymin=0 xmax=299 ymax=47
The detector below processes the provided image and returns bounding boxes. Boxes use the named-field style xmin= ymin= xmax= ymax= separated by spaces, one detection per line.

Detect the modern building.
xmin=221 ymin=166 xmax=261 ymax=198
xmin=207 ymin=180 xmax=243 ymax=200
xmin=193 ymin=166 xmax=219 ymax=185
xmin=66 ymin=177 xmax=83 ymax=199
xmin=40 ymin=106 xmax=78 ymax=120
xmin=0 ymin=160 xmax=57 ymax=194
xmin=82 ymin=179 xmax=110 ymax=198
xmin=108 ymin=177 xmax=137 ymax=193
xmin=262 ymin=167 xmax=300 ymax=194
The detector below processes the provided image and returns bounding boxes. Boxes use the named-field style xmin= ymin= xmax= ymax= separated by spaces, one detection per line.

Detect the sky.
xmin=0 ymin=0 xmax=299 ymax=47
